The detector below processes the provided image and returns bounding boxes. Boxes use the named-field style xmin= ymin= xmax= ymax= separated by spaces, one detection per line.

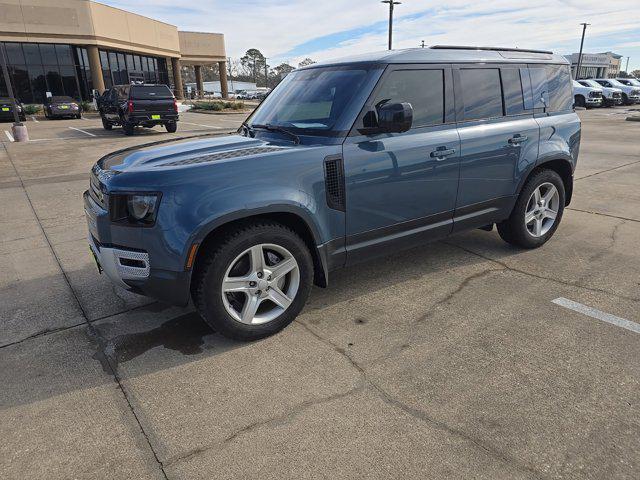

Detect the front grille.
xmin=589 ymin=91 xmax=602 ymax=98
xmin=161 ymin=146 xmax=286 ymax=166
xmin=613 ymin=92 xmax=622 ymax=98
xmin=89 ymin=171 xmax=106 ymax=209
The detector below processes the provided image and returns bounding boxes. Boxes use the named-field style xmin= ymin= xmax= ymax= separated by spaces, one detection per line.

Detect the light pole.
xmin=381 ymin=0 xmax=401 ymax=50
xmin=264 ymin=57 xmax=268 ymax=89
xmin=575 ymin=22 xmax=590 ymax=80
xmin=625 ymin=56 xmax=630 ymax=74
xmin=420 ymin=40 xmax=425 ymax=48
xmin=0 ymin=44 xmax=27 ymax=141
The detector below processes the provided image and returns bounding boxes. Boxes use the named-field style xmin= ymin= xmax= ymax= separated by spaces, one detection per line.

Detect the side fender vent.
xmin=324 ymin=155 xmax=346 ymax=212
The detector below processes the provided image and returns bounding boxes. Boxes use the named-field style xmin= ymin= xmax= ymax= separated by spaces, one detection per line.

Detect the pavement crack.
xmin=444 ymin=241 xmax=640 ymax=303
xmin=295 ymin=321 xmax=549 ymax=479
xmin=163 ymin=385 xmax=365 ymax=468
xmin=566 ymin=207 xmax=640 ymax=224
xmin=1 ymin=142 xmax=170 ymax=480
xmin=417 ymin=267 xmax=505 ymax=323
xmin=0 ymin=321 xmax=86 ymax=349
xmin=574 ymin=158 xmax=640 ymax=181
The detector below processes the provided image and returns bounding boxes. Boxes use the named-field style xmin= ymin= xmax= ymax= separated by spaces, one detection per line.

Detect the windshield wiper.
xmin=251 ymin=124 xmax=300 ymax=145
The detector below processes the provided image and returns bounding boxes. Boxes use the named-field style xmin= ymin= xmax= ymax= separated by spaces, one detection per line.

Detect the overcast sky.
xmin=100 ymin=0 xmax=640 ymax=71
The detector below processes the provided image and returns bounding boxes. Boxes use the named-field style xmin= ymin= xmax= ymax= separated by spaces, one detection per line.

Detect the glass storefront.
xmin=0 ymin=42 xmax=169 ymax=103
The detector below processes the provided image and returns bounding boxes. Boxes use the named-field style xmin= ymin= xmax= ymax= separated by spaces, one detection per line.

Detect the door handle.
xmin=508 ymin=134 xmax=528 ymax=145
xmin=430 ymin=147 xmax=456 ymax=160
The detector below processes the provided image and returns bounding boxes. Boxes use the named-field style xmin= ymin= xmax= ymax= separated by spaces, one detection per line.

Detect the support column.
xmin=170 ymin=57 xmax=184 ymax=100
xmin=219 ymin=60 xmax=229 ymax=98
xmin=86 ymin=45 xmax=105 ymax=95
xmin=194 ymin=65 xmax=203 ymax=98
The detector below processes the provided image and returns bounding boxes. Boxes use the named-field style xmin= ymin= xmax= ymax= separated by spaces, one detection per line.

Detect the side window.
xmin=528 ymin=67 xmax=549 ymax=110
xmin=545 ymin=65 xmax=573 ymax=112
xmin=501 ymin=68 xmax=527 ymax=115
xmin=459 ymin=68 xmax=503 ymax=121
xmin=373 ymin=69 xmax=444 ymax=127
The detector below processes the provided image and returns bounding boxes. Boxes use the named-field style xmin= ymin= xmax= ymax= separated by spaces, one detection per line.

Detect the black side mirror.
xmin=377 ymin=102 xmax=413 ymax=133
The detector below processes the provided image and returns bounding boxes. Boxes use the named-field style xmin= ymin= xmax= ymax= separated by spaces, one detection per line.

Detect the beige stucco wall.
xmin=178 ymin=31 xmax=226 ymax=64
xmin=0 ymin=0 xmax=185 ymax=58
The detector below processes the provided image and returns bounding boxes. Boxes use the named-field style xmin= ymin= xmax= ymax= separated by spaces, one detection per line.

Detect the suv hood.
xmin=98 ymin=133 xmax=295 ymax=172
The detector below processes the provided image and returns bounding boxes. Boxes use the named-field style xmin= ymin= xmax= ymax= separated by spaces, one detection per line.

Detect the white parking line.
xmin=180 ymin=121 xmax=223 ymax=129
xmin=4 ymin=130 xmax=14 ymax=142
xmin=552 ymin=297 xmax=640 ymax=334
xmin=68 ymin=126 xmax=96 ymax=137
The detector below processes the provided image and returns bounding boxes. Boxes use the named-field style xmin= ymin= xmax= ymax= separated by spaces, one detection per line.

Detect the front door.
xmin=343 ymin=65 xmax=460 ymax=264
xmin=452 ymin=65 xmax=541 ymax=231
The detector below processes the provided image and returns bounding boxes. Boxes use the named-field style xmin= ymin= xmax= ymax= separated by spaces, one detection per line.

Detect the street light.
xmin=0 ymin=44 xmax=28 ymax=141
xmin=420 ymin=40 xmax=426 ymax=48
xmin=575 ymin=22 xmax=590 ymax=80
xmin=381 ymin=0 xmax=401 ymax=50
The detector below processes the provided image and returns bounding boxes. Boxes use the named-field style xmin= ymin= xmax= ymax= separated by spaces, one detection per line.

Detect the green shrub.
xmin=79 ymin=100 xmax=93 ymax=112
xmin=192 ymin=101 xmax=244 ymax=111
xmin=23 ymin=104 xmax=41 ymax=115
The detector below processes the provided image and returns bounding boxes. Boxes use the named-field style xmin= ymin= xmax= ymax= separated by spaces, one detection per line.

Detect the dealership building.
xmin=0 ymin=0 xmax=228 ymax=102
xmin=565 ymin=51 xmax=623 ymax=79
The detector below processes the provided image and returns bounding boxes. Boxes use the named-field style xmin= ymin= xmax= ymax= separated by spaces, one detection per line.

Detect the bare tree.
xmin=298 ymin=58 xmax=316 ymax=68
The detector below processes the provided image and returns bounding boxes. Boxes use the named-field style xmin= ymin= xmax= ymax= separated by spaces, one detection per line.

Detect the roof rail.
xmin=430 ymin=45 xmax=553 ymax=55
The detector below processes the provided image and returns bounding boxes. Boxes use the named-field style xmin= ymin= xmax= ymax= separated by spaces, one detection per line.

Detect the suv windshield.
xmin=131 ymin=85 xmax=173 ymax=99
xmin=581 ymin=80 xmax=601 ymax=88
xmin=607 ymin=79 xmax=625 ymax=87
xmin=248 ymin=65 xmax=382 ymax=136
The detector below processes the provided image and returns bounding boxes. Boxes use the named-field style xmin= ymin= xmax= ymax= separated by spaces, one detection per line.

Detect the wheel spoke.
xmin=543 ymin=185 xmax=557 ymax=204
xmin=222 ymin=276 xmax=251 ymax=293
xmin=240 ymin=295 xmax=261 ymax=324
xmin=533 ymin=187 xmax=542 ymax=204
xmin=270 ymin=256 xmax=296 ymax=281
xmin=268 ymin=286 xmax=292 ymax=310
xmin=525 ymin=210 xmax=536 ymax=224
xmin=544 ymin=208 xmax=557 ymax=221
xmin=249 ymin=245 xmax=265 ymax=273
xmin=533 ymin=218 xmax=543 ymax=236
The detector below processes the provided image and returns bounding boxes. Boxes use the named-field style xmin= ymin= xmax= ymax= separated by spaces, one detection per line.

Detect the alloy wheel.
xmin=221 ymin=243 xmax=300 ymax=325
xmin=524 ymin=182 xmax=560 ymax=237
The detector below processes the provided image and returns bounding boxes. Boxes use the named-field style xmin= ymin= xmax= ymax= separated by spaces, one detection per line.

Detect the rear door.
xmin=452 ymin=64 xmax=540 ymax=231
xmin=343 ymin=65 xmax=460 ymax=264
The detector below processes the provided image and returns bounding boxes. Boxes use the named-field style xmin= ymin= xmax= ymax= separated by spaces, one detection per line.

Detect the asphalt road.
xmin=1 ymin=107 xmax=639 ymax=479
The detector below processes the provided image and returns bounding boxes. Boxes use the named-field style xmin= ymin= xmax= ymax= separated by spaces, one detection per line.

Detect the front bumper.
xmin=585 ymin=97 xmax=602 ymax=106
xmin=83 ymin=189 xmax=191 ymax=305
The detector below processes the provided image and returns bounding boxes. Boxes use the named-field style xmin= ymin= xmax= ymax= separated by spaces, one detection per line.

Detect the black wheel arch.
xmin=516 ymin=157 xmax=574 ymax=208
xmin=189 ymin=208 xmax=330 ymax=294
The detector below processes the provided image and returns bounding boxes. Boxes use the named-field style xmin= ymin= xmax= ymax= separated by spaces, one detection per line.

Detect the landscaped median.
xmin=188 ymin=100 xmax=253 ymax=115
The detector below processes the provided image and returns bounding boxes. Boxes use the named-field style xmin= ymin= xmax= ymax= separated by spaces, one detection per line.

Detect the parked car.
xmin=614 ymin=77 xmax=640 ymax=92
xmin=98 ymin=84 xmax=178 ymax=135
xmin=577 ymin=79 xmax=622 ymax=106
xmin=44 ymin=96 xmax=81 ymax=119
xmin=592 ymin=78 xmax=639 ymax=105
xmin=0 ymin=97 xmax=26 ymax=122
xmin=85 ymin=46 xmax=580 ymax=340
xmin=236 ymin=90 xmax=259 ymax=100
xmin=572 ymin=80 xmax=603 ymax=108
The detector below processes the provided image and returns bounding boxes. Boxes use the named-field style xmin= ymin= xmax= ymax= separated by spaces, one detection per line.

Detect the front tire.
xmin=574 ymin=95 xmax=586 ymax=108
xmin=101 ymin=116 xmax=112 ymax=130
xmin=497 ymin=169 xmax=565 ymax=249
xmin=192 ymin=222 xmax=314 ymax=341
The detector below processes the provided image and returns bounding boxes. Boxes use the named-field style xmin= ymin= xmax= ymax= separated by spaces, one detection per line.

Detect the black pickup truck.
xmin=98 ymin=84 xmax=178 ymax=135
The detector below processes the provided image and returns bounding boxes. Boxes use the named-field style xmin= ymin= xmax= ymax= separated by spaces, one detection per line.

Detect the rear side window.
xmin=459 ymin=68 xmax=503 ymax=121
xmin=373 ymin=69 xmax=445 ymax=127
xmin=545 ymin=65 xmax=573 ymax=112
xmin=130 ymin=85 xmax=173 ymax=99
xmin=501 ymin=68 xmax=526 ymax=115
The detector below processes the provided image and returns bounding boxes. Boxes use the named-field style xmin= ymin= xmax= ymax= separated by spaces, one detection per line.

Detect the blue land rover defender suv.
xmin=85 ymin=46 xmax=581 ymax=340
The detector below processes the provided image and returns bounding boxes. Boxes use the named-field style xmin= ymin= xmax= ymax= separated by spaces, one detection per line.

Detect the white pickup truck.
xmin=572 ymin=80 xmax=603 ymax=108
xmin=593 ymin=78 xmax=640 ymax=105
xmin=578 ymin=79 xmax=623 ymax=106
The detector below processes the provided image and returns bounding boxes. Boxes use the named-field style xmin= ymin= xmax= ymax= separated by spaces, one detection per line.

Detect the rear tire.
xmin=101 ymin=117 xmax=112 ymax=130
xmin=122 ymin=122 xmax=135 ymax=136
xmin=497 ymin=169 xmax=565 ymax=249
xmin=192 ymin=221 xmax=314 ymax=341
xmin=165 ymin=121 xmax=177 ymax=133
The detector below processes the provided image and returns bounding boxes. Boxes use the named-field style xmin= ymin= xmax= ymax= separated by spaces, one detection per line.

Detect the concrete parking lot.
xmin=1 ymin=106 xmax=639 ymax=479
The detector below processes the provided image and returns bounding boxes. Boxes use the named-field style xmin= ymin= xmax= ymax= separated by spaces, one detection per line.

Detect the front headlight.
xmin=110 ymin=193 xmax=160 ymax=225
xmin=16 ymin=105 xmax=22 ymax=112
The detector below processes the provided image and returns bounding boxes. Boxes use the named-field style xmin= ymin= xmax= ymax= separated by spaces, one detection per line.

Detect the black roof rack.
xmin=430 ymin=45 xmax=553 ymax=55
